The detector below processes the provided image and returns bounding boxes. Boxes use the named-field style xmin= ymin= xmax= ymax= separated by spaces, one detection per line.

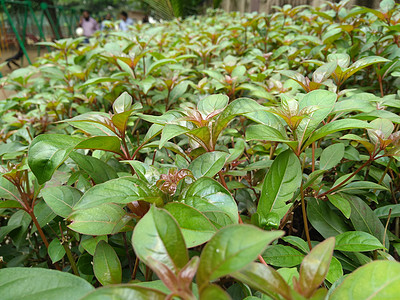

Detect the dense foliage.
xmin=1 ymin=0 xmax=400 ymax=299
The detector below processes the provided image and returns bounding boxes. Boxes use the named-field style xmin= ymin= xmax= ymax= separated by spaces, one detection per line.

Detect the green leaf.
xmin=326 ymin=257 xmax=343 ymax=284
xmin=214 ymin=98 xmax=264 ymax=142
xmin=199 ymin=284 xmax=231 ymax=300
xmin=245 ymin=124 xmax=293 ymax=144
xmin=304 ymin=119 xmax=371 ymax=149
xmin=197 ymin=224 xmax=283 ymax=288
xmin=327 ymin=194 xmax=351 ymax=219
xmin=147 ymin=58 xmax=177 ymax=74
xmin=335 ymin=231 xmax=384 ymax=252
xmin=313 ymin=61 xmax=337 ymax=83
xmin=297 ymin=90 xmax=337 ymax=143
xmin=258 ymin=150 xmax=302 ymax=222
xmin=164 ymin=202 xmax=217 ymax=248
xmin=132 ymin=206 xmax=188 ymax=274
xmin=41 ymin=186 xmax=82 ymax=218
xmin=307 ymin=197 xmax=350 ymax=238
xmin=112 ymin=110 xmax=134 ymax=134
xmin=343 ymin=56 xmax=390 ymax=82
xmin=81 ymin=236 xmax=108 ymax=255
xmin=28 ymin=134 xmax=83 ymax=185
xmin=231 ymin=262 xmax=291 ymax=300
xmin=282 ymin=236 xmax=310 ymax=253
xmin=81 ymin=284 xmax=167 ymax=300
xmin=297 ymin=237 xmax=335 ymax=298
xmin=93 ymin=240 xmax=122 ymax=285
xmin=182 ymin=177 xmax=238 ymax=228
xmin=319 ymin=143 xmax=344 ymax=170
xmin=76 ymin=136 xmax=123 ymax=156
xmin=346 ymin=195 xmax=389 ymax=249
xmin=0 ymin=200 xmax=22 ymax=209
xmin=159 ymin=124 xmax=189 ymax=149
xmin=48 ymin=239 xmax=66 ymax=263
xmin=0 ymin=267 xmax=94 ymax=300
xmin=337 ymin=181 xmax=388 ymax=194
xmin=68 ymin=203 xmax=132 ymax=235
xmin=262 ymin=245 xmax=305 ymax=267
xmin=330 ymin=261 xmax=400 ymax=300
xmin=69 ymin=152 xmax=118 ymax=184
xmin=113 ymin=91 xmax=132 ymax=114
xmin=188 ymin=151 xmax=228 ymax=179
xmin=73 ymin=177 xmax=162 ymax=210
xmin=375 ymin=204 xmax=400 ymax=219
xmin=197 ymin=94 xmax=229 ymax=116
xmin=170 ymin=81 xmax=189 ymax=102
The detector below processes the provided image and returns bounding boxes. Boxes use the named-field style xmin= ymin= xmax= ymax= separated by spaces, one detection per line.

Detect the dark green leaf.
xmin=258 ymin=150 xmax=302 ymax=222
xmin=48 ymin=239 xmax=66 ymax=263
xmin=307 ymin=197 xmax=350 ymax=238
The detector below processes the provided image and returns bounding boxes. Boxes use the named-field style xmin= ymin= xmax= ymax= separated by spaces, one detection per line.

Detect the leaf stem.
xmin=317 ymin=158 xmax=373 ymax=199
xmin=300 ymin=182 xmax=312 ymax=250
xmin=62 ymin=241 xmax=79 ymax=276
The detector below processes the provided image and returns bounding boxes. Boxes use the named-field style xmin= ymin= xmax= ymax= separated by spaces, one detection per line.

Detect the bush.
xmin=1 ymin=0 xmax=400 ymax=299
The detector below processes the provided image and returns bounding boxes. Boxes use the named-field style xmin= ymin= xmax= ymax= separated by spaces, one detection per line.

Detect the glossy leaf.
xmin=197 ymin=94 xmax=229 ymax=116
xmin=331 ymin=261 xmax=400 ymax=300
xmin=347 ymin=195 xmax=389 ymax=249
xmin=297 ymin=237 xmax=335 ymax=298
xmin=69 ymin=152 xmax=118 ymax=184
xmin=327 ymin=194 xmax=351 ymax=219
xmin=307 ymin=197 xmax=350 ymax=238
xmin=258 ymin=150 xmax=302 ymax=222
xmin=132 ymin=206 xmax=188 ymax=274
xmin=197 ymin=224 xmax=283 ymax=288
xmin=93 ymin=240 xmax=122 ymax=285
xmin=188 ymin=151 xmax=229 ymax=179
xmin=182 ymin=177 xmax=238 ymax=228
xmin=335 ymin=231 xmax=384 ymax=252
xmin=165 ymin=202 xmax=217 ymax=247
xmin=28 ymin=134 xmax=83 ymax=184
xmin=73 ymin=177 xmax=162 ymax=210
xmin=200 ymin=284 xmax=231 ymax=300
xmin=232 ymin=262 xmax=292 ymax=300
xmin=113 ymin=91 xmax=132 ymax=114
xmin=262 ymin=244 xmax=305 ymax=267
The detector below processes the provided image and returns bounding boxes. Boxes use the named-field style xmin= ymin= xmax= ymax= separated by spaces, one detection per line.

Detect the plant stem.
xmin=132 ymin=256 xmax=140 ymax=280
xmin=62 ymin=241 xmax=79 ymax=276
xmin=311 ymin=142 xmax=315 ymax=172
xmin=28 ymin=210 xmax=49 ymax=248
xmin=218 ymin=171 xmax=228 ymax=190
xmin=300 ymin=182 xmax=312 ymax=250
xmin=317 ymin=158 xmax=372 ymax=199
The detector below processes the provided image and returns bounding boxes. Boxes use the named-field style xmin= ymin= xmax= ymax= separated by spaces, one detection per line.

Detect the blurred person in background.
xmin=101 ymin=13 xmax=113 ymax=30
xmin=119 ymin=11 xmax=133 ymax=31
xmin=79 ymin=10 xmax=99 ymax=39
